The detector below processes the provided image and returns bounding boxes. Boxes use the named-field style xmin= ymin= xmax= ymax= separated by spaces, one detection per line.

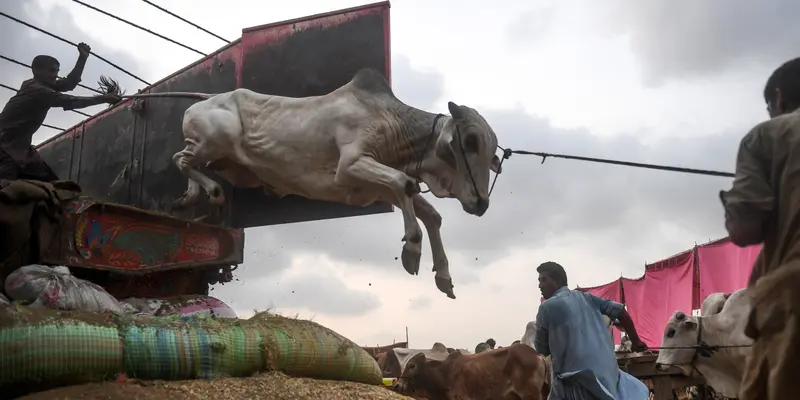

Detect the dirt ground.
xmin=17 ymin=372 xmax=411 ymax=400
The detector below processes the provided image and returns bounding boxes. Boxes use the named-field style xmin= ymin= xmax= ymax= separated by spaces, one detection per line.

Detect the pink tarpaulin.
xmin=698 ymin=238 xmax=761 ymax=301
xmin=578 ymin=280 xmax=623 ymax=344
xmin=623 ymin=252 xmax=696 ymax=347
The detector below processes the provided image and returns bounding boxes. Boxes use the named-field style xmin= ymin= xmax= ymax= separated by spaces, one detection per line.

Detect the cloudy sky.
xmin=2 ymin=0 xmax=796 ymax=349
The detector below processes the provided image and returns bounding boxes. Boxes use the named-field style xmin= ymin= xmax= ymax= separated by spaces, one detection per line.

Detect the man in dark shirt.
xmin=0 ymin=42 xmax=121 ymax=183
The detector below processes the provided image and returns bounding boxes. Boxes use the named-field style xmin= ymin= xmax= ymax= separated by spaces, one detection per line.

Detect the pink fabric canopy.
xmin=565 ymin=236 xmax=762 ymax=349
xmin=577 ymin=279 xmax=623 ymax=344
xmin=697 ymin=238 xmax=761 ymax=300
xmin=622 ymin=251 xmax=696 ymax=347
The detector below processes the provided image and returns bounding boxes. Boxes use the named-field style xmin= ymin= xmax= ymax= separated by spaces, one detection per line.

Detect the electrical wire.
xmin=141 ymin=0 xmax=230 ymax=44
xmin=0 ymin=54 xmax=102 ymax=94
xmin=0 ymin=10 xmax=150 ymax=86
xmin=0 ymin=82 xmax=92 ymax=118
xmin=70 ymin=0 xmax=207 ymax=57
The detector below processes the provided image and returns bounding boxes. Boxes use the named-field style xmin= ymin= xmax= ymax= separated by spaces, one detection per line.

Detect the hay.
xmin=97 ymin=75 xmax=126 ymax=97
xmin=18 ymin=372 xmax=411 ymax=400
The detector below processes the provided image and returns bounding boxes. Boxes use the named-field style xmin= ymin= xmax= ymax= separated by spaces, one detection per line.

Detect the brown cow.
xmin=397 ymin=343 xmax=548 ymax=400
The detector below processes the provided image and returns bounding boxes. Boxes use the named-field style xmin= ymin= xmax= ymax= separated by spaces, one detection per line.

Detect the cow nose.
xmin=476 ymin=197 xmax=489 ymax=216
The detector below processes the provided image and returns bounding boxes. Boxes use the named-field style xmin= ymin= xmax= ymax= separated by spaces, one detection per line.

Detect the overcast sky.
xmin=2 ymin=0 xmax=796 ymax=350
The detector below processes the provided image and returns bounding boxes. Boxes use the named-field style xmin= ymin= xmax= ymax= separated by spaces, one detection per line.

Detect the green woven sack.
xmin=0 ymin=305 xmax=123 ymax=386
xmin=246 ymin=313 xmax=382 ymax=385
xmin=0 ymin=307 xmax=380 ymax=386
xmin=121 ymin=318 xmax=264 ymax=380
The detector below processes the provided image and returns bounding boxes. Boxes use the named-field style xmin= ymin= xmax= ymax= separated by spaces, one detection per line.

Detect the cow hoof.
xmin=436 ymin=277 xmax=456 ymax=299
xmin=401 ymin=242 xmax=421 ymax=275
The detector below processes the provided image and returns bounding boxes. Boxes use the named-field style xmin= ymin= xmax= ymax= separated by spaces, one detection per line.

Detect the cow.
xmin=700 ymin=292 xmax=731 ymax=317
xmin=382 ymin=342 xmax=470 ymax=378
xmin=397 ymin=343 xmax=548 ymax=400
xmin=655 ymin=288 xmax=753 ymax=399
xmin=101 ymin=68 xmax=503 ymax=299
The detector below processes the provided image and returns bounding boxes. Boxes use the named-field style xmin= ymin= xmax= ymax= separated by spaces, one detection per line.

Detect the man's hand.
xmin=631 ymin=339 xmax=648 ymax=353
xmin=101 ymin=93 xmax=122 ymax=105
xmin=78 ymin=43 xmax=91 ymax=58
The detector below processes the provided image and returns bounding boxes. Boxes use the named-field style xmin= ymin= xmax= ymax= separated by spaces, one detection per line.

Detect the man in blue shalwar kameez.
xmin=534 ymin=261 xmax=650 ymax=400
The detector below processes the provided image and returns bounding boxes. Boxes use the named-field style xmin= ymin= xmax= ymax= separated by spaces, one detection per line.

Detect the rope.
xmin=70 ymin=0 xmax=207 ymax=57
xmin=649 ymin=344 xmax=752 ymax=351
xmin=141 ymin=0 xmax=231 ymax=43
xmin=0 ymin=10 xmax=150 ymax=86
xmin=0 ymin=54 xmax=102 ymax=94
xmin=0 ymin=82 xmax=92 ymax=118
xmin=496 ymin=146 xmax=735 ymax=178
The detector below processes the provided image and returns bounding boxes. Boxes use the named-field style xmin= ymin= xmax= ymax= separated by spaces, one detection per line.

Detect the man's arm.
xmin=586 ymin=293 xmax=647 ymax=350
xmin=29 ymin=83 xmax=117 ymax=111
xmin=52 ymin=43 xmax=90 ymax=92
xmin=533 ymin=306 xmax=551 ymax=356
xmin=719 ymin=124 xmax=774 ymax=247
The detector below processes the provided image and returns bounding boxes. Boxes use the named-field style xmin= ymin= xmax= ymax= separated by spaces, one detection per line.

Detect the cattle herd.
xmin=367 ymin=288 xmax=749 ymax=400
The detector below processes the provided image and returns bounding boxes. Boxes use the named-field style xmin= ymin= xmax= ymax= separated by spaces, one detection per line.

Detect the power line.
xmin=0 ymin=82 xmax=92 ymax=118
xmin=0 ymin=10 xmax=150 ymax=86
xmin=141 ymin=0 xmax=230 ymax=44
xmin=37 ymin=122 xmax=64 ymax=131
xmin=70 ymin=0 xmax=206 ymax=57
xmin=497 ymin=147 xmax=735 ymax=178
xmin=0 ymin=54 xmax=102 ymax=94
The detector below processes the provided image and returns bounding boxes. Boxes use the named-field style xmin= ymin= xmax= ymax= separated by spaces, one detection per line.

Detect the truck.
xmin=7 ymin=2 xmax=395 ymax=303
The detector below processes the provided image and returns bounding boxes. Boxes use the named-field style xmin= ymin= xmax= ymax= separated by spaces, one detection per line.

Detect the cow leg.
xmin=412 ymin=194 xmax=455 ymax=299
xmin=171 ymin=145 xmax=226 ymax=207
xmin=172 ymin=178 xmax=202 ymax=211
xmin=334 ymin=154 xmax=424 ymax=279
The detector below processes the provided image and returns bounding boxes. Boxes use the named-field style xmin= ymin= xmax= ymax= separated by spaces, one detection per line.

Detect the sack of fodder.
xmin=0 ymin=306 xmax=381 ymax=388
xmin=4 ymin=264 xmax=122 ymax=313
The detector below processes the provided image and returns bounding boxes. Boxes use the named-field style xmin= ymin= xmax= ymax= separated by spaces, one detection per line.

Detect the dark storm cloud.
xmin=0 ymin=0 xmax=148 ymax=144
xmin=604 ymin=0 xmax=800 ymax=86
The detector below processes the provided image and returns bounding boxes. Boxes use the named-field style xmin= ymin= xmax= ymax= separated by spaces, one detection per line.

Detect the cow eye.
xmin=464 ymin=134 xmax=479 ymax=153
xmin=666 ymin=328 xmax=675 ymax=338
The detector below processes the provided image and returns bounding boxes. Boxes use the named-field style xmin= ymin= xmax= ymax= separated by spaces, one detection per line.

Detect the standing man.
xmin=720 ymin=56 xmax=800 ymax=400
xmin=0 ymin=42 xmax=121 ymax=183
xmin=534 ymin=261 xmax=649 ymax=399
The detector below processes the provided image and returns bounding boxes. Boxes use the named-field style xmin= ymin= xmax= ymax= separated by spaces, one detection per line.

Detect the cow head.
xmin=426 ymin=101 xmax=501 ymax=217
xmin=655 ymin=311 xmax=699 ymax=374
xmin=396 ymin=353 xmax=436 ymax=398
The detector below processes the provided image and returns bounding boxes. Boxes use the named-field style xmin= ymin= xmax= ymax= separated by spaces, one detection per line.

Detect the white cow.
xmin=655 ymin=288 xmax=753 ymax=398
xmin=701 ymin=292 xmax=731 ymax=317
xmin=107 ymin=69 xmax=502 ymax=299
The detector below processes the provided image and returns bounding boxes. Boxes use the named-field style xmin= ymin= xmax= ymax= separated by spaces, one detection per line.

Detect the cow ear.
xmin=448 ymin=101 xmax=465 ymax=119
xmin=435 ymin=128 xmax=457 ymax=169
xmin=683 ymin=320 xmax=698 ymax=330
xmin=490 ymin=154 xmax=502 ymax=174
